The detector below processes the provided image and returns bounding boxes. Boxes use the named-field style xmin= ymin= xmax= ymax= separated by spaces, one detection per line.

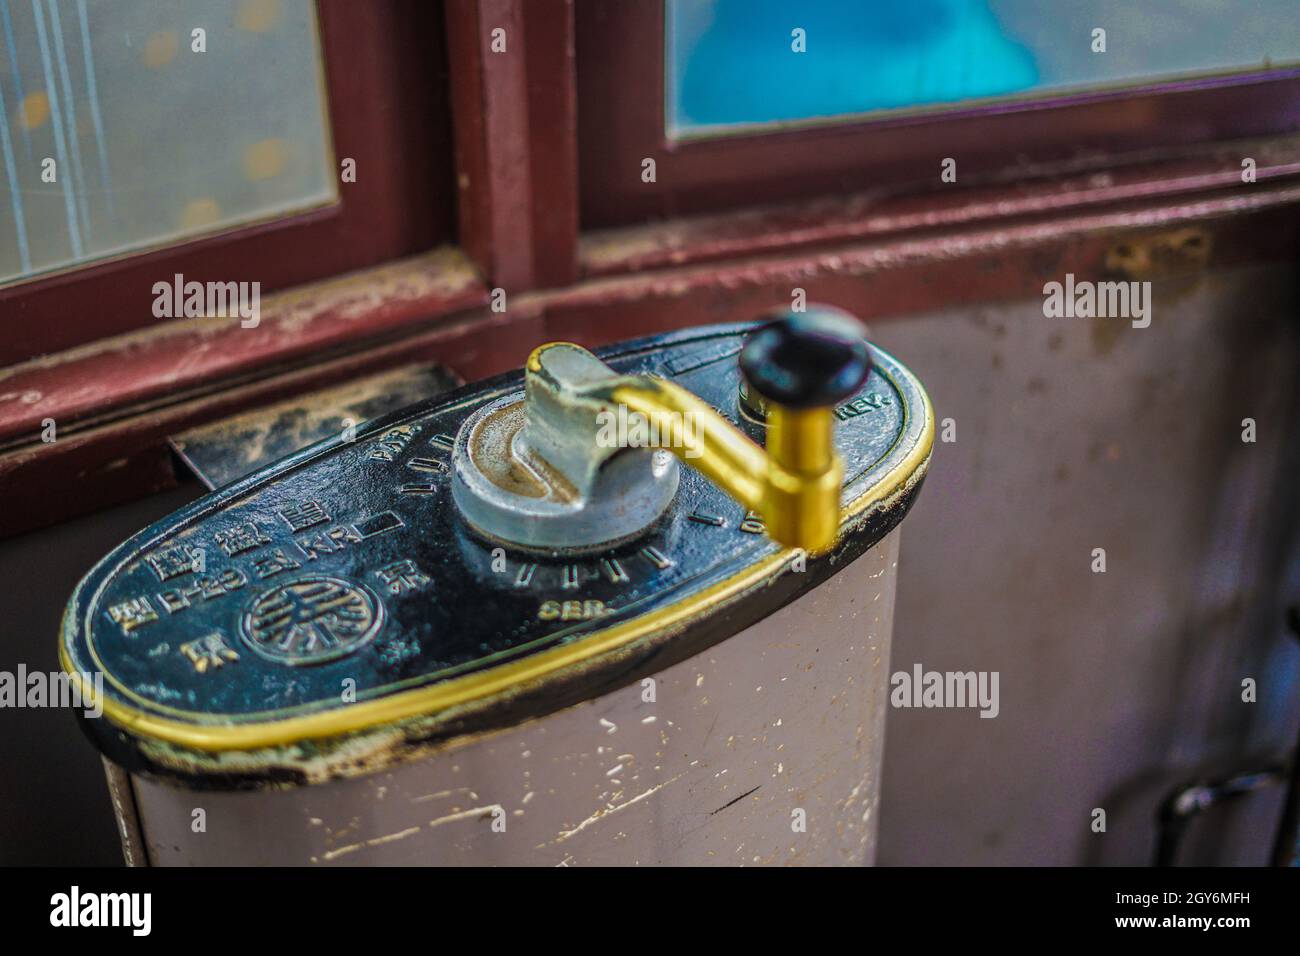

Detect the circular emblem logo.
xmin=240 ymin=575 xmax=384 ymax=665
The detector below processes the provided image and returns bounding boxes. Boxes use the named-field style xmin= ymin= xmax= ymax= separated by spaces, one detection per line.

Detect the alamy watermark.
xmin=152 ymin=273 xmax=261 ymax=328
xmin=891 ymin=663 xmax=999 ymax=718
xmin=0 ymin=665 xmax=102 ymax=717
xmin=595 ymin=405 xmax=702 ymax=459
xmin=50 ymin=886 xmax=150 ymax=936
xmin=1042 ymin=273 xmax=1150 ymax=329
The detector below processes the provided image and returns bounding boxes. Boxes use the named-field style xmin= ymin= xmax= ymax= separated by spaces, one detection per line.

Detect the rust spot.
xmin=1105 ymin=227 xmax=1212 ymax=281
xmin=1102 ymin=226 xmax=1213 ymax=327
xmin=1090 ymin=312 xmax=1125 ymax=357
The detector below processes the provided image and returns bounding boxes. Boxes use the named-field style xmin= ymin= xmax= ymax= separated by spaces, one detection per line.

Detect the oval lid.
xmin=61 ymin=323 xmax=932 ymax=785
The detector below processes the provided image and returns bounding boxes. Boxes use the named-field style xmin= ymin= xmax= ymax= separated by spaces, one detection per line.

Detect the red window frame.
xmin=0 ymin=0 xmax=456 ymax=365
xmin=576 ymin=0 xmax=1300 ymax=228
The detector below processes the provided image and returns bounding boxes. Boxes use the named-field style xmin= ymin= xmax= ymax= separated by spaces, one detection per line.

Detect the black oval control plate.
xmin=61 ymin=323 xmax=929 ymax=776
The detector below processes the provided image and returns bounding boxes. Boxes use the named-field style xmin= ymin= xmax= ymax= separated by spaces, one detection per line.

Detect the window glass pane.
xmin=668 ymin=0 xmax=1300 ymax=138
xmin=0 ymin=0 xmax=335 ymax=285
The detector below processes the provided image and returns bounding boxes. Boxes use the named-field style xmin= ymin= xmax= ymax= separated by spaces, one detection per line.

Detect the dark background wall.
xmin=1 ymin=484 xmax=200 ymax=865
xmin=875 ymin=262 xmax=1300 ymax=866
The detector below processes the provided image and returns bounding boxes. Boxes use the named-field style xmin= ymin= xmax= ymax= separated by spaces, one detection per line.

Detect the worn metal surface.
xmin=170 ymin=363 xmax=461 ymax=490
xmin=129 ymin=528 xmax=900 ymax=866
xmin=450 ymin=381 xmax=681 ymax=552
xmin=63 ymin=323 xmax=930 ymax=787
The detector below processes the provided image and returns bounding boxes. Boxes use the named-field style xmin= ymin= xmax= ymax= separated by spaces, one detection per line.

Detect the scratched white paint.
xmin=129 ymin=529 xmax=900 ymax=865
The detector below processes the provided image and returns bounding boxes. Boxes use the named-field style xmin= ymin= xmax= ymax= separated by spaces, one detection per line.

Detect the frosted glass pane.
xmin=668 ymin=0 xmax=1300 ymax=138
xmin=0 ymin=0 xmax=335 ymax=285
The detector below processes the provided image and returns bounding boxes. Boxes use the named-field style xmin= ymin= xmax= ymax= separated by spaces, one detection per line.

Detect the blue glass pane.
xmin=668 ymin=0 xmax=1300 ymax=138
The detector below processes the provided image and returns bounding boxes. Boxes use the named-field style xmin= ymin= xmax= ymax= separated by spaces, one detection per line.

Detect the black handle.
xmin=739 ymin=307 xmax=872 ymax=410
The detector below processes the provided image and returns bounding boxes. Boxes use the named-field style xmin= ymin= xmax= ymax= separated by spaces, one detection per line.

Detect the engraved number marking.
xmin=640 ymin=546 xmax=674 ymax=570
xmin=354 ymin=511 xmax=404 ymax=538
xmin=688 ymin=511 xmax=725 ymax=527
xmin=400 ymin=483 xmax=438 ymax=495
xmin=157 ymin=568 xmax=248 ymax=614
xmin=407 ymin=457 xmax=448 ymax=474
xmin=600 ymin=558 xmax=629 ymax=584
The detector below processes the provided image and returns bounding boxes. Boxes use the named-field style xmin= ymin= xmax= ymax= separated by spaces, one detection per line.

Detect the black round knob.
xmin=739 ymin=307 xmax=872 ymax=410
